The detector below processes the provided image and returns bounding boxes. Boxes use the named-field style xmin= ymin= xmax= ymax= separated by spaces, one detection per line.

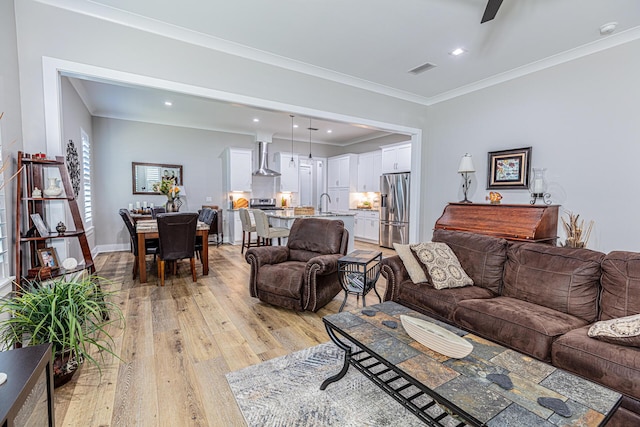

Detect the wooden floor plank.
xmin=54 ymin=240 xmax=395 ymax=426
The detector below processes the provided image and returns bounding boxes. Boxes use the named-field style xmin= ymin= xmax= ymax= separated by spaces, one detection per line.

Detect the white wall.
xmin=14 ymin=0 xmax=428 ymax=242
xmin=425 ymin=39 xmax=640 ymax=253
xmin=1 ymin=0 xmax=23 ymax=286
xmin=93 ymin=117 xmax=256 ymax=251
xmin=60 ymin=77 xmax=94 ymax=258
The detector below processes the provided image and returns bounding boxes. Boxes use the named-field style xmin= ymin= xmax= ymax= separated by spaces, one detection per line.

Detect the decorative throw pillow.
xmin=587 ymin=313 xmax=640 ymax=348
xmin=394 ymin=243 xmax=430 ymax=284
xmin=410 ymin=242 xmax=473 ymax=290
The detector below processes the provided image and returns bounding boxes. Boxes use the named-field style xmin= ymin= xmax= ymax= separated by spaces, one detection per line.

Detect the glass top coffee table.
xmin=321 ymin=301 xmax=621 ymax=427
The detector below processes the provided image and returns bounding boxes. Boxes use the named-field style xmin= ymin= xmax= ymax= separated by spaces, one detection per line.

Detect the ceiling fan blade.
xmin=481 ymin=0 xmax=504 ymax=23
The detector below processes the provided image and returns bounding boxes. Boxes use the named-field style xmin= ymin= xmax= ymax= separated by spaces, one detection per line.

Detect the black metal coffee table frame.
xmin=320 ymin=320 xmax=476 ymax=427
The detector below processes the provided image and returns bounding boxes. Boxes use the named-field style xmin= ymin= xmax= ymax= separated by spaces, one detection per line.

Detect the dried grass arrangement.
xmin=561 ymin=211 xmax=594 ymax=248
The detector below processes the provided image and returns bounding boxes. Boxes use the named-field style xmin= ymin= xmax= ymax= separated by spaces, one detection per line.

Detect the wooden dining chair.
xmin=119 ymin=208 xmax=158 ymax=279
xmin=195 ymin=208 xmax=216 ymax=259
xmin=156 ymin=212 xmax=198 ymax=286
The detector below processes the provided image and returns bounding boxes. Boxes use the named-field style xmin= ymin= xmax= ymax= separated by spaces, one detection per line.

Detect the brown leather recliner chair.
xmin=245 ymin=218 xmax=349 ymax=312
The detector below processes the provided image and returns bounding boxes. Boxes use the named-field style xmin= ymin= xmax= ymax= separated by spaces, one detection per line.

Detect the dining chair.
xmin=239 ymin=208 xmax=258 ymax=253
xmin=156 ymin=212 xmax=198 ymax=286
xmin=251 ymin=209 xmax=290 ymax=246
xmin=151 ymin=206 xmax=166 ymax=219
xmin=118 ymin=208 xmax=159 ymax=279
xmin=195 ymin=208 xmax=216 ymax=259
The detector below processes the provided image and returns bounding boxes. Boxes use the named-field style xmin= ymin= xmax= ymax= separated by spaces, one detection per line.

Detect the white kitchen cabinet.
xmin=328 ymin=154 xmax=358 ymax=190
xmin=354 ymin=210 xmax=379 ymax=242
xmin=364 ymin=211 xmax=380 ymax=242
xmin=274 ymin=152 xmax=299 ymax=192
xmin=381 ymin=143 xmax=411 ymax=173
xmin=226 ymin=209 xmax=244 ymax=245
xmin=357 ymin=151 xmax=382 ymax=192
xmin=221 ymin=148 xmax=252 ymax=192
xmin=328 ymin=188 xmax=350 ymax=213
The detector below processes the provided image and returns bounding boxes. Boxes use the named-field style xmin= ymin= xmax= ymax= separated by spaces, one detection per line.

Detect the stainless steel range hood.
xmin=252 ymin=140 xmax=281 ymax=177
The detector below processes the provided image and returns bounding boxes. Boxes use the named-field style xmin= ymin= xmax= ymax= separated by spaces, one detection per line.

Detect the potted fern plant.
xmin=0 ymin=274 xmax=125 ymax=387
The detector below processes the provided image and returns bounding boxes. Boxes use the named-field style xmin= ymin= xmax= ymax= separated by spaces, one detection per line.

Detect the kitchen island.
xmin=266 ymin=211 xmax=356 ymax=252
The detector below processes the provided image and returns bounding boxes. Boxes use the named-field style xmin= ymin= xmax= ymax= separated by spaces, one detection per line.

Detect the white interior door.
xmin=299 ymin=164 xmax=313 ymax=206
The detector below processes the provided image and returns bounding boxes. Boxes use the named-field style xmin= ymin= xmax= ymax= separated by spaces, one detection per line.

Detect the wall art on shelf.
xmin=487 ymin=147 xmax=531 ymax=189
xmin=66 ymin=139 xmax=81 ymax=197
xmin=37 ymin=247 xmax=60 ymax=269
xmin=30 ymin=213 xmax=50 ymax=237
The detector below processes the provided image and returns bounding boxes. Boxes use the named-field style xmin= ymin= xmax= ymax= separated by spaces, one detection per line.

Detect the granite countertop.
xmin=266 ymin=211 xmax=356 ymax=220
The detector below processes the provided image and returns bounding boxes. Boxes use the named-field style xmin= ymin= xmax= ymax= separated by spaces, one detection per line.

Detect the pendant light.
xmin=289 ymin=115 xmax=296 ymax=167
xmin=308 ymin=118 xmax=314 ymax=159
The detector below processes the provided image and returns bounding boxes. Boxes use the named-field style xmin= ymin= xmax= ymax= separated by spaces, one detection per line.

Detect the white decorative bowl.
xmin=400 ymin=315 xmax=473 ymax=359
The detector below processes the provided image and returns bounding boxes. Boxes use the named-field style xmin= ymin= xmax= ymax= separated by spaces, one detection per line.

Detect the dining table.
xmin=135 ymin=219 xmax=210 ymax=284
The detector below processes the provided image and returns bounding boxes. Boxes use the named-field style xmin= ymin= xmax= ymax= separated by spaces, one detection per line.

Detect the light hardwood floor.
xmin=54 ymin=241 xmax=396 ymax=426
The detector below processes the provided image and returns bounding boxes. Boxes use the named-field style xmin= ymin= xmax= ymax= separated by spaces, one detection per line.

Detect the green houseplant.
xmin=0 ymin=274 xmax=125 ymax=387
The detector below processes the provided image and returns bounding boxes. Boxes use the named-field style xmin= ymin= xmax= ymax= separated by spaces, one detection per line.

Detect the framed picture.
xmin=37 ymin=247 xmax=60 ymax=269
xmin=30 ymin=213 xmax=50 ymax=237
xmin=487 ymin=147 xmax=532 ymax=189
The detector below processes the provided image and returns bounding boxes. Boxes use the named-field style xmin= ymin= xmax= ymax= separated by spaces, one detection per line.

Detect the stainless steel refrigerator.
xmin=379 ymin=172 xmax=410 ymax=248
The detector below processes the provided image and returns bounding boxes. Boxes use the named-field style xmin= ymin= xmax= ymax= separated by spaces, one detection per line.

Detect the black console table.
xmin=0 ymin=343 xmax=55 ymax=427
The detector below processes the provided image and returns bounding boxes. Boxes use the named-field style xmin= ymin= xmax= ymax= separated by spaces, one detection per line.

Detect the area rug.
xmin=225 ymin=342 xmax=426 ymax=426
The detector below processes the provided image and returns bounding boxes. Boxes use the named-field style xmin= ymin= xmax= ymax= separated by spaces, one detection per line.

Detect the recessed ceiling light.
xmin=327 ymin=130 xmax=333 ymax=134
xmin=253 ymin=118 xmax=260 ymax=122
xmin=164 ymin=101 xmax=173 ymax=106
xmin=293 ymin=124 xmax=299 ymax=128
xmin=450 ymin=48 xmax=467 ymax=56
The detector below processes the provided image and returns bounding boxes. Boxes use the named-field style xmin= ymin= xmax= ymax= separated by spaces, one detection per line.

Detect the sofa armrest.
xmin=306 ymin=253 xmax=341 ymax=276
xmin=381 ymin=255 xmax=410 ymax=302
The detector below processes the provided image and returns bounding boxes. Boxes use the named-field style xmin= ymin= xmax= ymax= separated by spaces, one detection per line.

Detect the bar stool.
xmin=239 ymin=208 xmax=258 ymax=253
xmin=252 ymin=209 xmax=290 ymax=246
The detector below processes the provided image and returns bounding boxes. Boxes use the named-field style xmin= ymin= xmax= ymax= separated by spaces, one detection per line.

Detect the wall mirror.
xmin=132 ymin=162 xmax=183 ymax=194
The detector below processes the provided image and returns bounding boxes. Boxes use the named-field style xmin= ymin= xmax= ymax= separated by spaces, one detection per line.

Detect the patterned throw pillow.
xmin=394 ymin=243 xmax=430 ymax=284
xmin=410 ymin=242 xmax=473 ymax=290
xmin=588 ymin=313 xmax=640 ymax=348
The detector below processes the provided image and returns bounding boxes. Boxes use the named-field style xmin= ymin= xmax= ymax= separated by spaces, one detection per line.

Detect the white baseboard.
xmin=96 ymin=243 xmax=131 ymax=254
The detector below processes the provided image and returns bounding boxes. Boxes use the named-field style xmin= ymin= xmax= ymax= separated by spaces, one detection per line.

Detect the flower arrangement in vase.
xmin=152 ymin=177 xmax=181 ymax=212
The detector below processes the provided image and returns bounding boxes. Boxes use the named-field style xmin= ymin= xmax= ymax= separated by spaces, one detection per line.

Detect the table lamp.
xmin=457 ymin=153 xmax=475 ymax=203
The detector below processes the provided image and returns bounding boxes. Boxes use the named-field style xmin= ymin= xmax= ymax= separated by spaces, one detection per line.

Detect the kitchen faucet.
xmin=319 ymin=192 xmax=332 ymax=213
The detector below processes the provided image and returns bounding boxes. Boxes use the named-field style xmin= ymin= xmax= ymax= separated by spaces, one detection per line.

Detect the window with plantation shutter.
xmin=0 ymin=122 xmax=9 ymax=282
xmin=81 ymin=129 xmax=92 ymax=226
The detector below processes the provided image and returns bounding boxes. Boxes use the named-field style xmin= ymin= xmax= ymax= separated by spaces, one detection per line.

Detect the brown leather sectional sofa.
xmin=381 ymin=229 xmax=640 ymax=426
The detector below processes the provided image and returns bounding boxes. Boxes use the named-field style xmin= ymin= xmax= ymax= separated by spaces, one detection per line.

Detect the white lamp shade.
xmin=458 ymin=154 xmax=475 ymax=173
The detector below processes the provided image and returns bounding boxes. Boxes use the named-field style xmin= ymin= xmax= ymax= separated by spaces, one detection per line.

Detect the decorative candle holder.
xmin=529 ymin=168 xmax=552 ymax=205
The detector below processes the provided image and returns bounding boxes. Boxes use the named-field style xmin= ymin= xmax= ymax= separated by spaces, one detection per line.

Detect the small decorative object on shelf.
xmin=33 ymin=152 xmax=47 ymax=159
xmin=485 ymin=191 xmax=503 ymax=204
xmin=32 ymin=187 xmax=42 ymax=198
xmin=529 ymin=168 xmax=552 ymax=205
xmin=560 ymin=211 xmax=594 ymax=248
xmin=56 ymin=221 xmax=67 ymax=235
xmin=43 ymin=177 xmax=63 ymax=197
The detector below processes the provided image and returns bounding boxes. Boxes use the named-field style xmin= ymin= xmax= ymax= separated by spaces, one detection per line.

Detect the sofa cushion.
xmin=432 ymin=229 xmax=507 ymax=294
xmin=601 ymin=251 xmax=640 ymax=321
xmin=395 ymin=279 xmax=495 ymax=322
xmin=588 ymin=314 xmax=640 ymax=348
xmin=287 ymin=218 xmax=345 ymax=262
xmin=553 ymin=325 xmax=640 ymax=401
xmin=503 ymin=242 xmax=605 ymax=322
xmin=411 ymin=242 xmax=473 ymax=290
xmin=394 ymin=243 xmax=429 ymax=284
xmin=256 ymin=261 xmax=306 ymax=298
xmin=454 ymin=296 xmax=590 ymax=362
